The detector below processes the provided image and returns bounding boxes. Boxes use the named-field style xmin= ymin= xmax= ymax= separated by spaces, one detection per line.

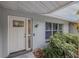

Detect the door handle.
xmin=24 ymin=34 xmax=26 ymax=38
xmin=24 ymin=35 xmax=26 ymax=38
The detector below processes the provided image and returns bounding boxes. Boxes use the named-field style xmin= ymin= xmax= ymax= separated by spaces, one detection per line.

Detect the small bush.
xmin=43 ymin=32 xmax=79 ymax=58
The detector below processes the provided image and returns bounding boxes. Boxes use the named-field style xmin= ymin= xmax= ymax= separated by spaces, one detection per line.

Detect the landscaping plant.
xmin=43 ymin=32 xmax=79 ymax=58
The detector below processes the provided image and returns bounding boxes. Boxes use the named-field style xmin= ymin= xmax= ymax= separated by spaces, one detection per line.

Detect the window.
xmin=59 ymin=24 xmax=63 ymax=33
xmin=46 ymin=22 xmax=51 ymax=30
xmin=53 ymin=23 xmax=58 ymax=35
xmin=45 ymin=22 xmax=63 ymax=40
xmin=45 ymin=22 xmax=52 ymax=40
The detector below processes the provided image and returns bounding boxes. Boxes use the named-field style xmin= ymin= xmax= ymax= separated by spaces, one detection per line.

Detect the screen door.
xmin=25 ymin=18 xmax=32 ymax=51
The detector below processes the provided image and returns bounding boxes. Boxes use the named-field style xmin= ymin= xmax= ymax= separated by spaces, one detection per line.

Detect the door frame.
xmin=7 ymin=15 xmax=33 ymax=55
xmin=25 ymin=18 xmax=33 ymax=51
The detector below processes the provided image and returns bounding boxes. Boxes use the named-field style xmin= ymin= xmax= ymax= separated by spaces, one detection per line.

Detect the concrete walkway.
xmin=15 ymin=52 xmax=35 ymax=58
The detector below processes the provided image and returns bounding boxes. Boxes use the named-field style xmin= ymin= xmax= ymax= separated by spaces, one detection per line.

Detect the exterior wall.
xmin=0 ymin=7 xmax=2 ymax=57
xmin=33 ymin=17 xmax=69 ymax=49
xmin=69 ymin=23 xmax=78 ymax=34
xmin=0 ymin=7 xmax=69 ymax=57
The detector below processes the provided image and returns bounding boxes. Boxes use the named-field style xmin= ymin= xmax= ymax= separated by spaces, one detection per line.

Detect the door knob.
xmin=24 ymin=34 xmax=26 ymax=38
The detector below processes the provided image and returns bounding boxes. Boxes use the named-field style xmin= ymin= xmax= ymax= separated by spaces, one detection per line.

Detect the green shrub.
xmin=43 ymin=32 xmax=79 ymax=58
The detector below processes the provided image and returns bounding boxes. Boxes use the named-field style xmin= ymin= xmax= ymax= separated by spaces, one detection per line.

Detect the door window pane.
xmin=13 ymin=20 xmax=24 ymax=27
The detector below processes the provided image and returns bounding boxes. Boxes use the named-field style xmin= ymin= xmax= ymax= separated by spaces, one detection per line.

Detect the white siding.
xmin=33 ymin=16 xmax=69 ymax=49
xmin=0 ymin=8 xmax=2 ymax=57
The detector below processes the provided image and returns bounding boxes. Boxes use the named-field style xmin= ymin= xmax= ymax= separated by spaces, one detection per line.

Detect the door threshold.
xmin=7 ymin=49 xmax=32 ymax=58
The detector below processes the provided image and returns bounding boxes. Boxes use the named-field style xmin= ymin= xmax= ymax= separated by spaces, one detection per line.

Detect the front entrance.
xmin=8 ymin=16 xmax=32 ymax=54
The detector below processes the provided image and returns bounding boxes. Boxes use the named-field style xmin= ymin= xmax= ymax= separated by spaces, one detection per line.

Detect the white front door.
xmin=8 ymin=16 xmax=26 ymax=53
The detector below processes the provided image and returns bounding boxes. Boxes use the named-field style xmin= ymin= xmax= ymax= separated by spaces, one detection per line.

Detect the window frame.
xmin=45 ymin=22 xmax=63 ymax=41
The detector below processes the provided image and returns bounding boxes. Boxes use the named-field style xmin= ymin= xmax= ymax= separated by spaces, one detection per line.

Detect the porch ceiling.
xmin=43 ymin=1 xmax=79 ymax=23
xmin=0 ymin=1 xmax=71 ymax=14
